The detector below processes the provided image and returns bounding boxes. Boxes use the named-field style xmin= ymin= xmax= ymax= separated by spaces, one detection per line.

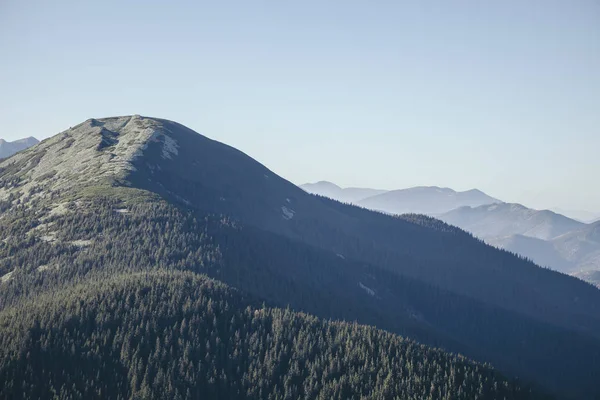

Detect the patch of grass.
xmin=74 ymin=183 xmax=161 ymax=205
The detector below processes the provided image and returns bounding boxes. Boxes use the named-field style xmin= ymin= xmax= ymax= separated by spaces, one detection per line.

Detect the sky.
xmin=1 ymin=0 xmax=599 ymax=212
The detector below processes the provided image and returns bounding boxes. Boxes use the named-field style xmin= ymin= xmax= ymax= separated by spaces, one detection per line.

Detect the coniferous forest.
xmin=0 ymin=271 xmax=545 ymax=400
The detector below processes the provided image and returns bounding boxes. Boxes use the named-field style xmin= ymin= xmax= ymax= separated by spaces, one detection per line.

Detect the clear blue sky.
xmin=1 ymin=0 xmax=598 ymax=211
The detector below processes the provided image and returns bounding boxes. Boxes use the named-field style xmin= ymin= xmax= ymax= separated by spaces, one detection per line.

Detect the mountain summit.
xmin=1 ymin=116 xmax=599 ymax=398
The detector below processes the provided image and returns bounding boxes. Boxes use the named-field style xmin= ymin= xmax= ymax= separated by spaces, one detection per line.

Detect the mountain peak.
xmin=311 ymin=181 xmax=342 ymax=189
xmin=0 ymin=115 xmax=185 ymax=203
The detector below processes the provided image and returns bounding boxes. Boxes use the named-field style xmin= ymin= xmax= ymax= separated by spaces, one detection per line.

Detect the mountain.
xmin=440 ymin=203 xmax=585 ymax=241
xmin=486 ymin=234 xmax=572 ymax=272
xmin=0 ymin=136 xmax=39 ymax=159
xmin=487 ymin=222 xmax=600 ymax=277
xmin=356 ymin=186 xmax=501 ymax=216
xmin=1 ymin=115 xmax=599 ymax=398
xmin=300 ymin=181 xmax=387 ymax=203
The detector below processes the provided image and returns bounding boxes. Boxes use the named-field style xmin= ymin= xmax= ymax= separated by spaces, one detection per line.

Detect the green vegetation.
xmin=0 ymin=271 xmax=544 ymax=400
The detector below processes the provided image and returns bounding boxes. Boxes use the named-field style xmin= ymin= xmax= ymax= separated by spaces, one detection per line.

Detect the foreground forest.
xmin=0 ymin=272 xmax=545 ymax=400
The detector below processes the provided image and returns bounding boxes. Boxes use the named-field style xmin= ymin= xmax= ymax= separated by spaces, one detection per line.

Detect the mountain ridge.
xmin=356 ymin=186 xmax=501 ymax=216
xmin=301 ymin=181 xmax=502 ymax=216
xmin=440 ymin=203 xmax=586 ymax=241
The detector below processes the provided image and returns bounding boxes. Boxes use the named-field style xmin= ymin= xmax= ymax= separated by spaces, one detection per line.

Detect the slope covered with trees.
xmin=0 ymin=271 xmax=547 ymax=400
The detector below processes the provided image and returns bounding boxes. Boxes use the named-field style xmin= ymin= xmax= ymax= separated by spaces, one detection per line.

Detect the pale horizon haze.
xmin=1 ymin=0 xmax=598 ymax=212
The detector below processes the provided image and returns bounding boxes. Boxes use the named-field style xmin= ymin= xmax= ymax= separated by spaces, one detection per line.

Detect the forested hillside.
xmin=0 ymin=271 xmax=546 ymax=400
xmin=0 ymin=115 xmax=598 ymax=398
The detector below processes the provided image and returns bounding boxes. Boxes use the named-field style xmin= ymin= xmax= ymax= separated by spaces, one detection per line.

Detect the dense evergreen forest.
xmin=0 ymin=271 xmax=546 ymax=400
xmin=0 ymin=116 xmax=598 ymax=398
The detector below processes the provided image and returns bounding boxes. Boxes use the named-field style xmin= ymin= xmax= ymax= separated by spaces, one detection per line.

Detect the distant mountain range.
xmin=300 ymin=181 xmax=501 ymax=215
xmin=439 ymin=203 xmax=585 ymax=241
xmin=486 ymin=222 xmax=600 ymax=278
xmin=300 ymin=181 xmax=387 ymax=204
xmin=0 ymin=137 xmax=39 ymax=159
xmin=302 ymin=181 xmax=600 ymax=287
xmin=439 ymin=204 xmax=600 ymax=282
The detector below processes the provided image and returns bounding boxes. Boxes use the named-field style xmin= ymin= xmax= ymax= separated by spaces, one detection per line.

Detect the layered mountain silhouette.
xmin=358 ymin=187 xmax=501 ymax=216
xmin=305 ymin=181 xmax=600 ymax=287
xmin=439 ymin=204 xmax=600 ymax=285
xmin=489 ymin=221 xmax=600 ymax=287
xmin=1 ymin=116 xmax=599 ymax=398
xmin=439 ymin=203 xmax=585 ymax=241
xmin=0 ymin=136 xmax=39 ymax=159
xmin=300 ymin=181 xmax=387 ymax=204
xmin=301 ymin=181 xmax=501 ymax=216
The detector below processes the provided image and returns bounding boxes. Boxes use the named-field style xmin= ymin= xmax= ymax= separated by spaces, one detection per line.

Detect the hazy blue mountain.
xmin=553 ymin=221 xmax=600 ymax=271
xmin=0 ymin=137 xmax=39 ymax=159
xmin=486 ymin=234 xmax=571 ymax=271
xmin=440 ymin=203 xmax=585 ymax=241
xmin=357 ymin=186 xmax=501 ymax=216
xmin=300 ymin=181 xmax=388 ymax=203
xmin=487 ymin=222 xmax=600 ymax=286
xmin=1 ymin=115 xmax=599 ymax=397
xmin=441 ymin=204 xmax=600 ymax=286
